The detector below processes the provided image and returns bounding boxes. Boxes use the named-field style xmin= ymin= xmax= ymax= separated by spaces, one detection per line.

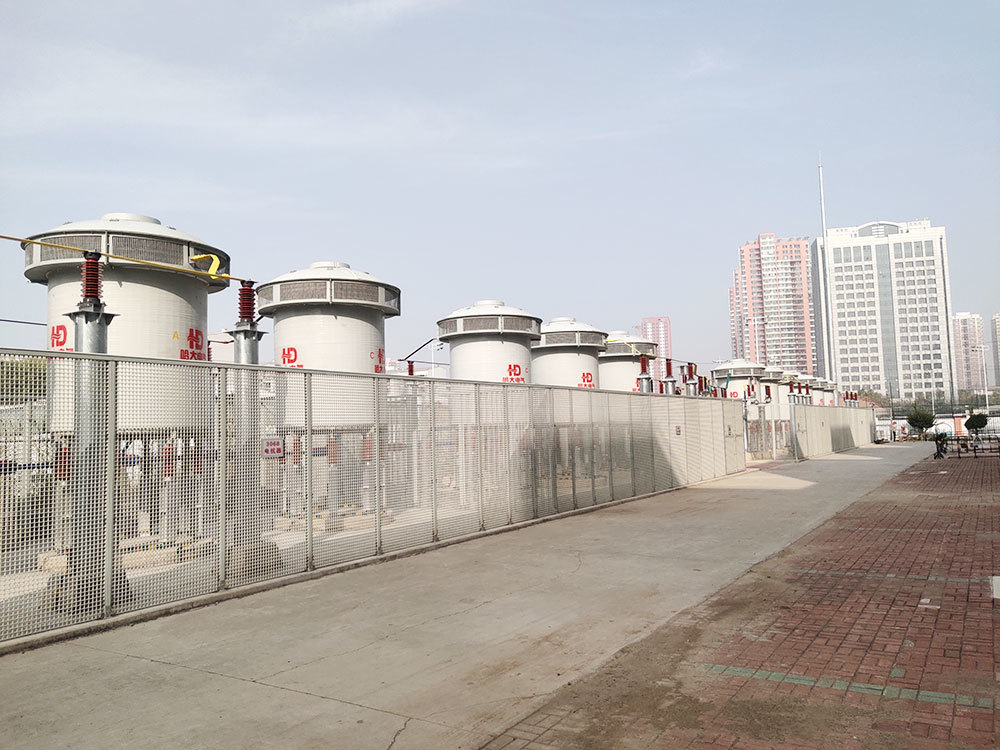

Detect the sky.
xmin=1 ymin=0 xmax=998 ymax=376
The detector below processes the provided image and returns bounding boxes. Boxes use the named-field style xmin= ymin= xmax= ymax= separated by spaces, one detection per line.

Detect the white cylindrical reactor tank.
xmin=710 ymin=359 xmax=765 ymax=402
xmin=598 ymin=331 xmax=657 ymax=392
xmin=531 ymin=317 xmax=606 ymax=389
xmin=23 ymin=213 xmax=231 ymax=430
xmin=437 ymin=300 xmax=541 ymax=384
xmin=257 ymin=261 xmax=401 ymax=427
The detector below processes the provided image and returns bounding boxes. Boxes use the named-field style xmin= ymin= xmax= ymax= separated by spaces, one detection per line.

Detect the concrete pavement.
xmin=0 ymin=443 xmax=931 ymax=749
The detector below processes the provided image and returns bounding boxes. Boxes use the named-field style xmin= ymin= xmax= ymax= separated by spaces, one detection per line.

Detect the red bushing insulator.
xmin=55 ymin=445 xmax=71 ymax=481
xmin=239 ymin=281 xmax=256 ymax=321
xmin=163 ymin=442 xmax=177 ymax=478
xmin=81 ymin=252 xmax=102 ymax=300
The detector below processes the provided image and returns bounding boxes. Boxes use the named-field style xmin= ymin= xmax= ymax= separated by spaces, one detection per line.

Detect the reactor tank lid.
xmin=23 ymin=212 xmax=231 ymax=291
xmin=710 ymin=359 xmax=766 ymax=377
xmin=600 ymin=330 xmax=657 ymax=359
xmin=436 ymin=299 xmax=541 ymax=341
xmin=532 ymin=317 xmax=607 ymax=351
xmin=256 ymin=261 xmax=401 ymax=317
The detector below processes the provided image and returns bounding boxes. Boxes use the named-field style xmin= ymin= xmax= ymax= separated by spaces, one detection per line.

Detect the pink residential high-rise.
xmin=729 ymin=233 xmax=815 ymax=374
xmin=952 ymin=312 xmax=986 ymax=392
xmin=639 ymin=317 xmax=672 ymax=381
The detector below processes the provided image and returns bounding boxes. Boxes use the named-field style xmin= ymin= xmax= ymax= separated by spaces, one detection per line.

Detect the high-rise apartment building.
xmin=811 ymin=219 xmax=955 ymax=400
xmin=729 ymin=233 xmax=814 ymax=373
xmin=639 ymin=316 xmax=672 ymax=380
xmin=952 ymin=312 xmax=985 ymax=392
xmin=991 ymin=313 xmax=1000 ymax=388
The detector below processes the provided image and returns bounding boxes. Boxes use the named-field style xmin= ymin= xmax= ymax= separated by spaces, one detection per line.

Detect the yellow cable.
xmin=0 ymin=233 xmax=249 ymax=283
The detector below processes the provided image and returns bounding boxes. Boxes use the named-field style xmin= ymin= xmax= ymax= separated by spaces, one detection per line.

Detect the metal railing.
xmin=0 ymin=348 xmax=747 ymax=643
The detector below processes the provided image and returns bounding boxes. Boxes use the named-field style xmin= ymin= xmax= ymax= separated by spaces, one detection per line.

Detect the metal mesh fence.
xmin=8 ymin=347 xmax=886 ymax=645
xmin=792 ymin=404 xmax=875 ymax=459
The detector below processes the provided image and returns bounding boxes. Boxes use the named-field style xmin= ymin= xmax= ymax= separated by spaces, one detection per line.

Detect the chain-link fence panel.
xmin=684 ymin=398 xmax=707 ymax=483
xmin=591 ymin=391 xmax=612 ymax=503
xmin=432 ymin=381 xmax=481 ymax=540
xmin=551 ymin=388 xmax=575 ymax=513
xmin=0 ymin=355 xmax=86 ymax=639
xmin=380 ymin=377 xmax=435 ymax=553
xmin=309 ymin=373 xmax=378 ymax=567
xmin=506 ymin=386 xmax=534 ymax=522
xmin=709 ymin=399 xmax=727 ymax=479
xmin=665 ymin=397 xmax=689 ymax=487
xmin=649 ymin=396 xmax=673 ymax=492
xmin=791 ymin=405 xmax=875 ymax=459
xmin=722 ymin=399 xmax=746 ymax=474
xmin=572 ymin=389 xmax=596 ymax=507
xmin=113 ymin=360 xmax=223 ymax=611
xmin=608 ymin=393 xmax=633 ymax=499
xmin=479 ymin=384 xmax=510 ymax=530
xmin=630 ymin=394 xmax=654 ymax=496
xmin=531 ymin=388 xmax=557 ymax=517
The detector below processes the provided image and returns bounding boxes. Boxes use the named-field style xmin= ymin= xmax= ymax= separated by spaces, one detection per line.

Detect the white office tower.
xmin=811 ymin=220 xmax=956 ymax=401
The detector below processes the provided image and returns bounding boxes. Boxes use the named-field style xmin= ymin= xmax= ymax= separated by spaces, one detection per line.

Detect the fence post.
xmin=606 ymin=395 xmax=615 ymax=501
xmin=790 ymin=403 xmax=800 ymax=461
xmin=549 ymin=390 xmax=557 ymax=511
xmin=103 ymin=359 xmax=117 ymax=618
xmin=430 ymin=381 xmax=438 ymax=541
xmin=770 ymin=404 xmax=777 ymax=460
xmin=628 ymin=396 xmax=637 ymax=496
xmin=374 ymin=377 xmax=382 ymax=554
xmin=475 ymin=383 xmax=485 ymax=531
xmin=504 ymin=386 xmax=512 ymax=524
xmin=217 ymin=367 xmax=228 ymax=589
xmin=529 ymin=388 xmax=538 ymax=518
xmin=588 ymin=391 xmax=596 ymax=504
xmin=305 ymin=372 xmax=314 ymax=570
xmin=568 ymin=390 xmax=577 ymax=509
xmin=648 ymin=394 xmax=656 ymax=492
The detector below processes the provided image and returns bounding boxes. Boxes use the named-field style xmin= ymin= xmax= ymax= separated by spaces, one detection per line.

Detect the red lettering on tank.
xmin=50 ymin=324 xmax=68 ymax=348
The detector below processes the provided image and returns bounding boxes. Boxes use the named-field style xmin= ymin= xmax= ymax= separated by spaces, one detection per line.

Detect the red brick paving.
xmin=482 ymin=455 xmax=999 ymax=748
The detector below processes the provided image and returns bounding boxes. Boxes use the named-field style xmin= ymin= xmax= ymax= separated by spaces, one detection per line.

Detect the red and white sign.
xmin=262 ymin=437 xmax=284 ymax=458
xmin=281 ymin=346 xmax=303 ymax=368
xmin=502 ymin=363 xmax=525 ymax=384
xmin=50 ymin=324 xmax=72 ymax=351
xmin=372 ymin=347 xmax=385 ymax=374
xmin=578 ymin=371 xmax=595 ymax=388
xmin=180 ymin=327 xmax=207 ymax=361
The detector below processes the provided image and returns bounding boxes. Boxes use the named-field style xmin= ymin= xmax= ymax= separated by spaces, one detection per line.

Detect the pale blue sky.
xmin=2 ymin=1 xmax=998 ymax=373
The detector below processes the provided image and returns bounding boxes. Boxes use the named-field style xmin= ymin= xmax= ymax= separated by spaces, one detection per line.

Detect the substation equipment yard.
xmin=0 ymin=214 xmax=871 ymax=645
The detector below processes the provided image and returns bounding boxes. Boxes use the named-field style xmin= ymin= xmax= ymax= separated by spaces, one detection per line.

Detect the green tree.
xmin=906 ymin=408 xmax=935 ymax=436
xmin=965 ymin=413 xmax=988 ymax=434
